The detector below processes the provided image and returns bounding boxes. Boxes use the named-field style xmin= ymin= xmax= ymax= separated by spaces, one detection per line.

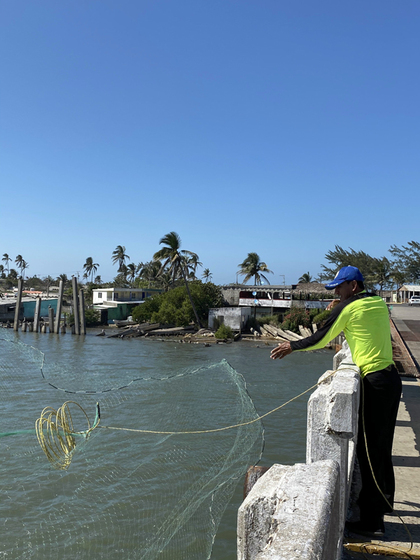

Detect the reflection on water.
xmin=0 ymin=329 xmax=334 ymax=559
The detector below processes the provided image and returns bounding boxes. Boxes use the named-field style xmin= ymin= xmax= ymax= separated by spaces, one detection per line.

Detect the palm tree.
xmin=237 ymin=252 xmax=273 ymax=285
xmin=21 ymin=260 xmax=29 ymax=280
xmin=126 ymin=263 xmax=137 ymax=285
xmin=153 ymin=232 xmax=203 ymax=327
xmin=94 ymin=275 xmax=102 ymax=284
xmin=2 ymin=254 xmax=11 ymax=275
xmin=202 ymin=268 xmax=212 ymax=282
xmin=138 ymin=260 xmax=161 ymax=287
xmin=111 ymin=245 xmax=130 ymax=272
xmin=57 ymin=274 xmax=69 ymax=288
xmin=185 ymin=254 xmax=203 ymax=280
xmin=298 ymin=272 xmax=312 ymax=283
xmin=15 ymin=255 xmax=24 ymax=277
xmin=83 ymin=257 xmax=99 ymax=283
xmin=43 ymin=275 xmax=54 ymax=297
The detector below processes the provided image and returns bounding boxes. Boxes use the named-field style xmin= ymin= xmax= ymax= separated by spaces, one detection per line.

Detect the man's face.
xmin=334 ymin=280 xmax=357 ymax=302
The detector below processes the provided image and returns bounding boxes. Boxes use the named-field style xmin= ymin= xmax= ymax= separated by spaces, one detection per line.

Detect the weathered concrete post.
xmin=238 ymin=461 xmax=341 ymax=560
xmin=72 ymin=277 xmax=80 ymax=335
xmin=48 ymin=307 xmax=55 ymax=333
xmin=33 ymin=296 xmax=42 ymax=332
xmin=13 ymin=278 xmax=24 ymax=331
xmin=79 ymin=289 xmax=86 ymax=335
xmin=55 ymin=280 xmax=64 ymax=334
xmin=306 ymin=351 xmax=360 ymax=555
xmin=28 ymin=321 xmax=33 ymax=332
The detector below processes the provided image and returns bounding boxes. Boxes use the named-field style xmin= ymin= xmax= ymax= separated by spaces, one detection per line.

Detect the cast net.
xmin=0 ymin=330 xmax=264 ymax=560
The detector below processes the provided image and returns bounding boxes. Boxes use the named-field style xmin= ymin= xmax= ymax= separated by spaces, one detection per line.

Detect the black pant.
xmin=356 ymin=364 xmax=402 ymax=521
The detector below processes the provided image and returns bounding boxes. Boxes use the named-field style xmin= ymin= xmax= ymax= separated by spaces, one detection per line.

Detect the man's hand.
xmin=270 ymin=341 xmax=293 ymax=360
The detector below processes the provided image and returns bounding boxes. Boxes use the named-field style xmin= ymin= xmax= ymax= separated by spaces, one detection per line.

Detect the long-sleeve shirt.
xmin=290 ymin=291 xmax=394 ymax=377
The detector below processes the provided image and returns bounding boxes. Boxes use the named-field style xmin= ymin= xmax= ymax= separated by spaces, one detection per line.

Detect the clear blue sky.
xmin=1 ymin=1 xmax=419 ymax=285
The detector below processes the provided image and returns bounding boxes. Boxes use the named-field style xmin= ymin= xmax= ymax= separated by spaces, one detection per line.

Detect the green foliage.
xmin=131 ymin=282 xmax=223 ymax=327
xmin=85 ymin=308 xmax=100 ymax=326
xmin=280 ymin=307 xmax=311 ymax=333
xmin=214 ymin=324 xmax=234 ymax=339
xmin=237 ymin=252 xmax=273 ymax=285
xmin=389 ymin=241 xmax=420 ymax=285
xmin=312 ymin=309 xmax=331 ymax=326
xmin=298 ymin=272 xmax=312 ymax=283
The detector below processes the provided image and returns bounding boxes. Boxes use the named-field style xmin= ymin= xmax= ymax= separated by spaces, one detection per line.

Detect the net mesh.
xmin=0 ymin=330 xmax=263 ymax=559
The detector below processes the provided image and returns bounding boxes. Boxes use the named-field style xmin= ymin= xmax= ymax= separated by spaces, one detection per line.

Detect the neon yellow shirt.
xmin=290 ymin=293 xmax=394 ymax=376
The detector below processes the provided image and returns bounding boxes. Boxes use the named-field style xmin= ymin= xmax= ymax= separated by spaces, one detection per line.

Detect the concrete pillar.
xmin=238 ymin=461 xmax=341 ymax=560
xmin=13 ymin=278 xmax=23 ymax=331
xmin=55 ymin=280 xmax=64 ymax=334
xmin=72 ymin=277 xmax=80 ymax=335
xmin=33 ymin=296 xmax=42 ymax=332
xmin=79 ymin=289 xmax=86 ymax=335
xmin=306 ymin=361 xmax=360 ymax=553
xmin=48 ymin=307 xmax=55 ymax=333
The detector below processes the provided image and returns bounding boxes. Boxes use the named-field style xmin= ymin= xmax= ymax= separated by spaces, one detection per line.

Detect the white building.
xmin=398 ymin=284 xmax=420 ymax=303
xmin=92 ymin=287 xmax=162 ymax=323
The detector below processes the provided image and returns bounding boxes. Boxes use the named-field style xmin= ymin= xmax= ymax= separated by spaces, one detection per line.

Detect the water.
xmin=0 ymin=329 xmax=334 ymax=559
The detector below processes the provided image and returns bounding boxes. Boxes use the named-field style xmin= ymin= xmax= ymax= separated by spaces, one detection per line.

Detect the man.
xmin=270 ymin=266 xmax=402 ymax=537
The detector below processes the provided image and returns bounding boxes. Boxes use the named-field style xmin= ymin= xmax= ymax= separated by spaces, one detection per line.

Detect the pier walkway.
xmin=344 ymin=304 xmax=420 ymax=559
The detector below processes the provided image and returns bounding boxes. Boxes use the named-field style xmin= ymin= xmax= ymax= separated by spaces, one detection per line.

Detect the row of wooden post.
xmin=13 ymin=277 xmax=86 ymax=334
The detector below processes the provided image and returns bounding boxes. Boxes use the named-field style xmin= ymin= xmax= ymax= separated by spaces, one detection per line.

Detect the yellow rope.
xmin=98 ymin=378 xmax=325 ymax=436
xmin=35 ymin=401 xmax=99 ymax=470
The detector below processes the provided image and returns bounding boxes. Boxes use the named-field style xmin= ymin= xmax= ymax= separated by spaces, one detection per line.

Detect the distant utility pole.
xmin=279 ymin=275 xmax=285 ymax=285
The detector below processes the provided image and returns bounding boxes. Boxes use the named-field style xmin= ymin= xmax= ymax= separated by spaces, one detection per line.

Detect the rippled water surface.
xmin=0 ymin=329 xmax=334 ymax=559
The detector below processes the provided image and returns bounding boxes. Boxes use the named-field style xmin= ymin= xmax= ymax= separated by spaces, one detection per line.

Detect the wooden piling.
xmin=13 ymin=278 xmax=23 ymax=331
xmin=79 ymin=289 xmax=86 ymax=335
xmin=28 ymin=322 xmax=33 ymax=332
xmin=48 ymin=307 xmax=55 ymax=333
xmin=72 ymin=277 xmax=80 ymax=335
xmin=55 ymin=280 xmax=64 ymax=334
xmin=34 ymin=297 xmax=42 ymax=332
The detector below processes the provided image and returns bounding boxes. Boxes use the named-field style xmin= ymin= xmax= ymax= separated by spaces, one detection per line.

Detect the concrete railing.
xmin=238 ymin=342 xmax=360 ymax=560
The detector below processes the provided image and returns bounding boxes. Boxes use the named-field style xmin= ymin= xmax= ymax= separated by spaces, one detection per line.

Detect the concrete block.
xmin=237 ymin=461 xmax=340 ymax=560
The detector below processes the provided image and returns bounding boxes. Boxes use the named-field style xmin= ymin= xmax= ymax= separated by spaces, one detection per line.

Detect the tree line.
xmin=318 ymin=241 xmax=420 ymax=292
xmin=2 ymin=238 xmax=419 ymax=296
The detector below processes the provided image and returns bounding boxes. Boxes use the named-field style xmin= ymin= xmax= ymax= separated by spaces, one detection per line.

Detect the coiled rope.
xmin=35 ymin=401 xmax=100 ymax=470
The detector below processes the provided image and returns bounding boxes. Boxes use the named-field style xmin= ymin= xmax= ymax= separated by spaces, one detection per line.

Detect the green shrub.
xmin=215 ymin=324 xmax=234 ymax=339
xmin=85 ymin=308 xmax=100 ymax=326
xmin=280 ymin=307 xmax=311 ymax=333
xmin=131 ymin=282 xmax=224 ymax=327
xmin=312 ymin=309 xmax=331 ymax=326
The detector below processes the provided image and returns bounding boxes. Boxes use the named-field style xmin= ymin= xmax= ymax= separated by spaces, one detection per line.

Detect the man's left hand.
xmin=270 ymin=341 xmax=292 ymax=360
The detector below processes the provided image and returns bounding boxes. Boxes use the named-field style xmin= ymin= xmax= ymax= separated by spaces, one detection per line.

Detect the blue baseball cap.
xmin=325 ymin=266 xmax=364 ymax=290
